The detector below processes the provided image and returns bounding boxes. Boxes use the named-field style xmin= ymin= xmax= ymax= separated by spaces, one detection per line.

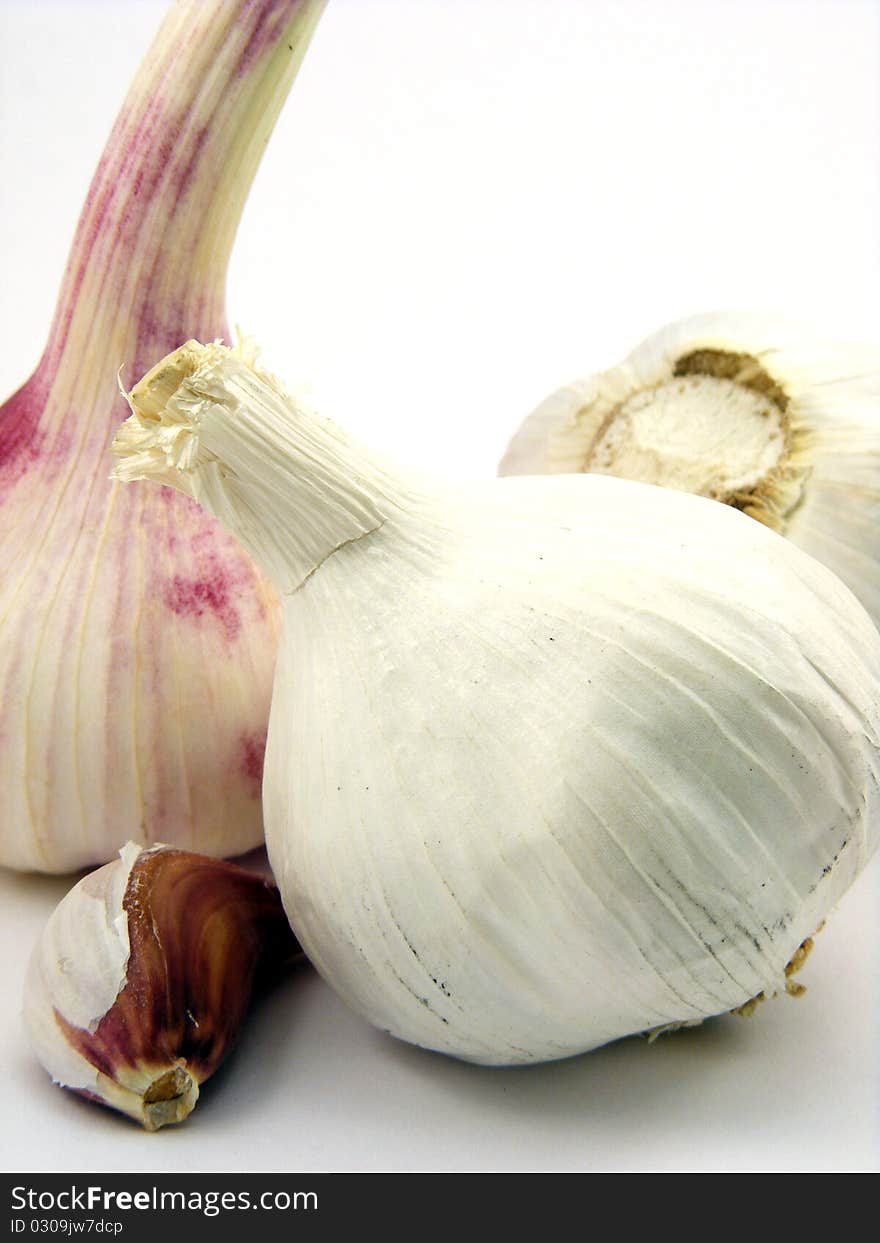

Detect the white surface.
xmin=1 ymin=0 xmax=879 ymax=1173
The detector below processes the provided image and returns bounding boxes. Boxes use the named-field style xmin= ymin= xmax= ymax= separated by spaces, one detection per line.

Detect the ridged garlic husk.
xmin=0 ymin=0 xmax=327 ymax=872
xmin=24 ymin=842 xmax=301 ymax=1130
xmin=112 ymin=341 xmax=880 ymax=1066
xmin=499 ymin=311 xmax=880 ymax=624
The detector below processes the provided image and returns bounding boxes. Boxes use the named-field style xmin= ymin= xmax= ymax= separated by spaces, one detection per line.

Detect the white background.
xmin=1 ymin=0 xmax=878 ymax=1173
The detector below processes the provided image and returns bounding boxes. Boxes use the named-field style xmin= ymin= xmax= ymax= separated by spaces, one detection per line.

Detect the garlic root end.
xmin=141 ymin=1064 xmax=199 ymax=1132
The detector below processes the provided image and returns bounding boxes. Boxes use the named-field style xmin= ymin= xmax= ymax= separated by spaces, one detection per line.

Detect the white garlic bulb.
xmin=499 ymin=311 xmax=880 ymax=624
xmin=113 ymin=341 xmax=880 ymax=1065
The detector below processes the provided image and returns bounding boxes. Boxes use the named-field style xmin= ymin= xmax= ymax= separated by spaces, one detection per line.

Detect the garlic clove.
xmin=498 ymin=311 xmax=880 ymax=625
xmin=0 ymin=0 xmax=328 ymax=872
xmin=24 ymin=842 xmax=302 ymax=1131
xmin=111 ymin=342 xmax=880 ymax=1066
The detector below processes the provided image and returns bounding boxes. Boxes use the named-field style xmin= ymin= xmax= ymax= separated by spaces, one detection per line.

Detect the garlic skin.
xmin=113 ymin=342 xmax=880 ymax=1066
xmin=24 ymin=842 xmax=301 ymax=1131
xmin=0 ymin=0 xmax=327 ymax=872
xmin=499 ymin=312 xmax=880 ymax=624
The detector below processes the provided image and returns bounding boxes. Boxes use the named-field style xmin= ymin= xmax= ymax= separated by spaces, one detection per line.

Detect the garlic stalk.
xmin=24 ymin=842 xmax=302 ymax=1131
xmin=499 ymin=312 xmax=880 ymax=624
xmin=112 ymin=340 xmax=880 ymax=1066
xmin=0 ymin=0 xmax=327 ymax=872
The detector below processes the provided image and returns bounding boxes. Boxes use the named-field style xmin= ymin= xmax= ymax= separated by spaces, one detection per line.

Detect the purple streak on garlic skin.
xmin=0 ymin=0 xmax=328 ymax=872
xmin=239 ymin=731 xmax=269 ymax=796
xmin=0 ymin=382 xmax=44 ymax=485
xmin=163 ymin=566 xmax=244 ymax=642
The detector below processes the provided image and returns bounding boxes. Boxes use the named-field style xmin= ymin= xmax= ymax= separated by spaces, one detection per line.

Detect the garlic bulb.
xmin=499 ymin=312 xmax=880 ymax=624
xmin=25 ymin=842 xmax=301 ymax=1130
xmin=113 ymin=341 xmax=880 ymax=1066
xmin=0 ymin=0 xmax=327 ymax=872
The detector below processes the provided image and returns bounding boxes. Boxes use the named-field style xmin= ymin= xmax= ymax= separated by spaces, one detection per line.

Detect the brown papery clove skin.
xmin=45 ymin=848 xmax=303 ymax=1131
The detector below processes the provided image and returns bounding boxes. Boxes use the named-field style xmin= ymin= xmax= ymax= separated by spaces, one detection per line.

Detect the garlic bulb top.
xmin=113 ymin=341 xmax=880 ymax=1066
xmin=499 ymin=311 xmax=880 ymax=626
xmin=0 ymin=1 xmax=327 ymax=872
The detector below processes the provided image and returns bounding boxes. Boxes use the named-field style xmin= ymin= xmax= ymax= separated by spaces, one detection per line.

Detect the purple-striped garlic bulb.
xmin=0 ymin=0 xmax=327 ymax=871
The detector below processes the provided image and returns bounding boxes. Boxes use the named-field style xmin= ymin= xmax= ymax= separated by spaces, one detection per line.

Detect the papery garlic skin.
xmin=26 ymin=843 xmax=143 ymax=1100
xmin=24 ymin=842 xmax=301 ymax=1130
xmin=113 ymin=343 xmax=880 ymax=1066
xmin=499 ymin=312 xmax=880 ymax=625
xmin=0 ymin=0 xmax=327 ymax=872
